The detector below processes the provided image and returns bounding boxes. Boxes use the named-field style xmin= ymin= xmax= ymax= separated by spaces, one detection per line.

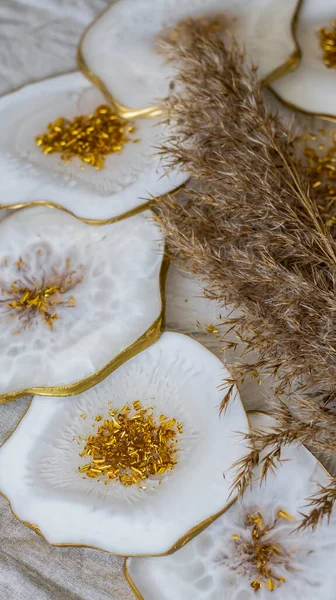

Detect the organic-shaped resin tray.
xmin=125 ymin=411 xmax=336 ymax=599
xmin=79 ymin=0 xmax=300 ymax=117
xmin=0 ymin=72 xmax=187 ymax=221
xmin=0 ymin=205 xmax=165 ymax=402
xmin=0 ymin=332 xmax=249 ymax=556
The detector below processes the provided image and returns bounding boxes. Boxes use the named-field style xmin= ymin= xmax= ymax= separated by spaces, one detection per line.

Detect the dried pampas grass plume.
xmin=155 ymin=17 xmax=336 ymax=528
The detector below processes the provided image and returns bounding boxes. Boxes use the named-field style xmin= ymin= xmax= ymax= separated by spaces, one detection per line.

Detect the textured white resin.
xmin=127 ymin=412 xmax=336 ymax=600
xmin=0 ymin=72 xmax=187 ymax=220
xmin=273 ymin=0 xmax=336 ymax=116
xmin=0 ymin=206 xmax=163 ymax=394
xmin=0 ymin=332 xmax=249 ymax=555
xmin=82 ymin=0 xmax=298 ymax=109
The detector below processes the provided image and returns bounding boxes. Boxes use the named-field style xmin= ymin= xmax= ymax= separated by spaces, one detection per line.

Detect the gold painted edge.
xmin=0 ymin=334 xmax=249 ymax=558
xmin=0 ymin=203 xmax=168 ymax=403
xmin=77 ymin=42 xmax=162 ymax=120
xmin=78 ymin=0 xmax=303 ymax=118
xmin=124 ymin=559 xmax=145 ymax=600
xmin=0 ymin=198 xmax=154 ymax=227
xmin=0 ymin=180 xmax=187 ymax=226
xmin=266 ymin=0 xmax=336 ymax=123
xmin=268 ymin=85 xmax=336 ymax=124
xmin=77 ymin=0 xmax=162 ymax=121
xmin=123 ymin=407 xmax=333 ymax=600
xmin=122 ymin=498 xmax=238 ymax=599
xmin=261 ymin=0 xmax=303 ymax=87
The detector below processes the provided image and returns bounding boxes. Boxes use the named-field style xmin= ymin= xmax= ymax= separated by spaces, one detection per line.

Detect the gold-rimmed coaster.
xmin=0 ymin=332 xmax=249 ymax=556
xmin=79 ymin=0 xmax=301 ymax=119
xmin=0 ymin=204 xmax=166 ymax=403
xmin=0 ymin=71 xmax=188 ymax=221
xmin=125 ymin=410 xmax=334 ymax=599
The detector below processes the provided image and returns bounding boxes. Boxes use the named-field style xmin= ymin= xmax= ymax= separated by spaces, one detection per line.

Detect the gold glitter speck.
xmin=251 ymin=581 xmax=263 ymax=590
xmin=15 ymin=257 xmax=26 ymax=270
xmin=36 ymin=105 xmax=136 ymax=169
xmin=277 ymin=509 xmax=296 ymax=522
xmin=77 ymin=401 xmax=183 ymax=487
xmin=206 ymin=324 xmax=218 ymax=334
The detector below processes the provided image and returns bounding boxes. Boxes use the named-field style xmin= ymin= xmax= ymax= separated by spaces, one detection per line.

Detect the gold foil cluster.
xmin=319 ymin=21 xmax=336 ymax=69
xmin=36 ymin=105 xmax=136 ymax=169
xmin=232 ymin=509 xmax=295 ymax=592
xmin=77 ymin=401 xmax=183 ymax=487
xmin=7 ymin=284 xmax=69 ymax=329
xmin=299 ymin=130 xmax=336 ymax=227
xmin=0 ymin=254 xmax=82 ymax=331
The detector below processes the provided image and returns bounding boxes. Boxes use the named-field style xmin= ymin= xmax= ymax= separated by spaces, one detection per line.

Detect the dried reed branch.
xmin=155 ymin=17 xmax=336 ymax=527
xmin=299 ymin=482 xmax=336 ymax=530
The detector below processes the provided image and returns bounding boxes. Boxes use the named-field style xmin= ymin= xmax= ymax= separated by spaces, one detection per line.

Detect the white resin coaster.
xmin=126 ymin=412 xmax=336 ymax=600
xmin=0 ymin=206 xmax=164 ymax=400
xmin=272 ymin=0 xmax=336 ymax=117
xmin=0 ymin=332 xmax=249 ymax=556
xmin=0 ymin=71 xmax=187 ymax=221
xmin=80 ymin=0 xmax=299 ymax=110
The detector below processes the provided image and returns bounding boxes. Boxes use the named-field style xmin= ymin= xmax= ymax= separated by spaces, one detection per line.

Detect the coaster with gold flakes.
xmin=125 ymin=412 xmax=336 ymax=600
xmin=79 ymin=0 xmax=299 ymax=115
xmin=0 ymin=72 xmax=187 ymax=221
xmin=0 ymin=332 xmax=249 ymax=556
xmin=0 ymin=206 xmax=165 ymax=401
